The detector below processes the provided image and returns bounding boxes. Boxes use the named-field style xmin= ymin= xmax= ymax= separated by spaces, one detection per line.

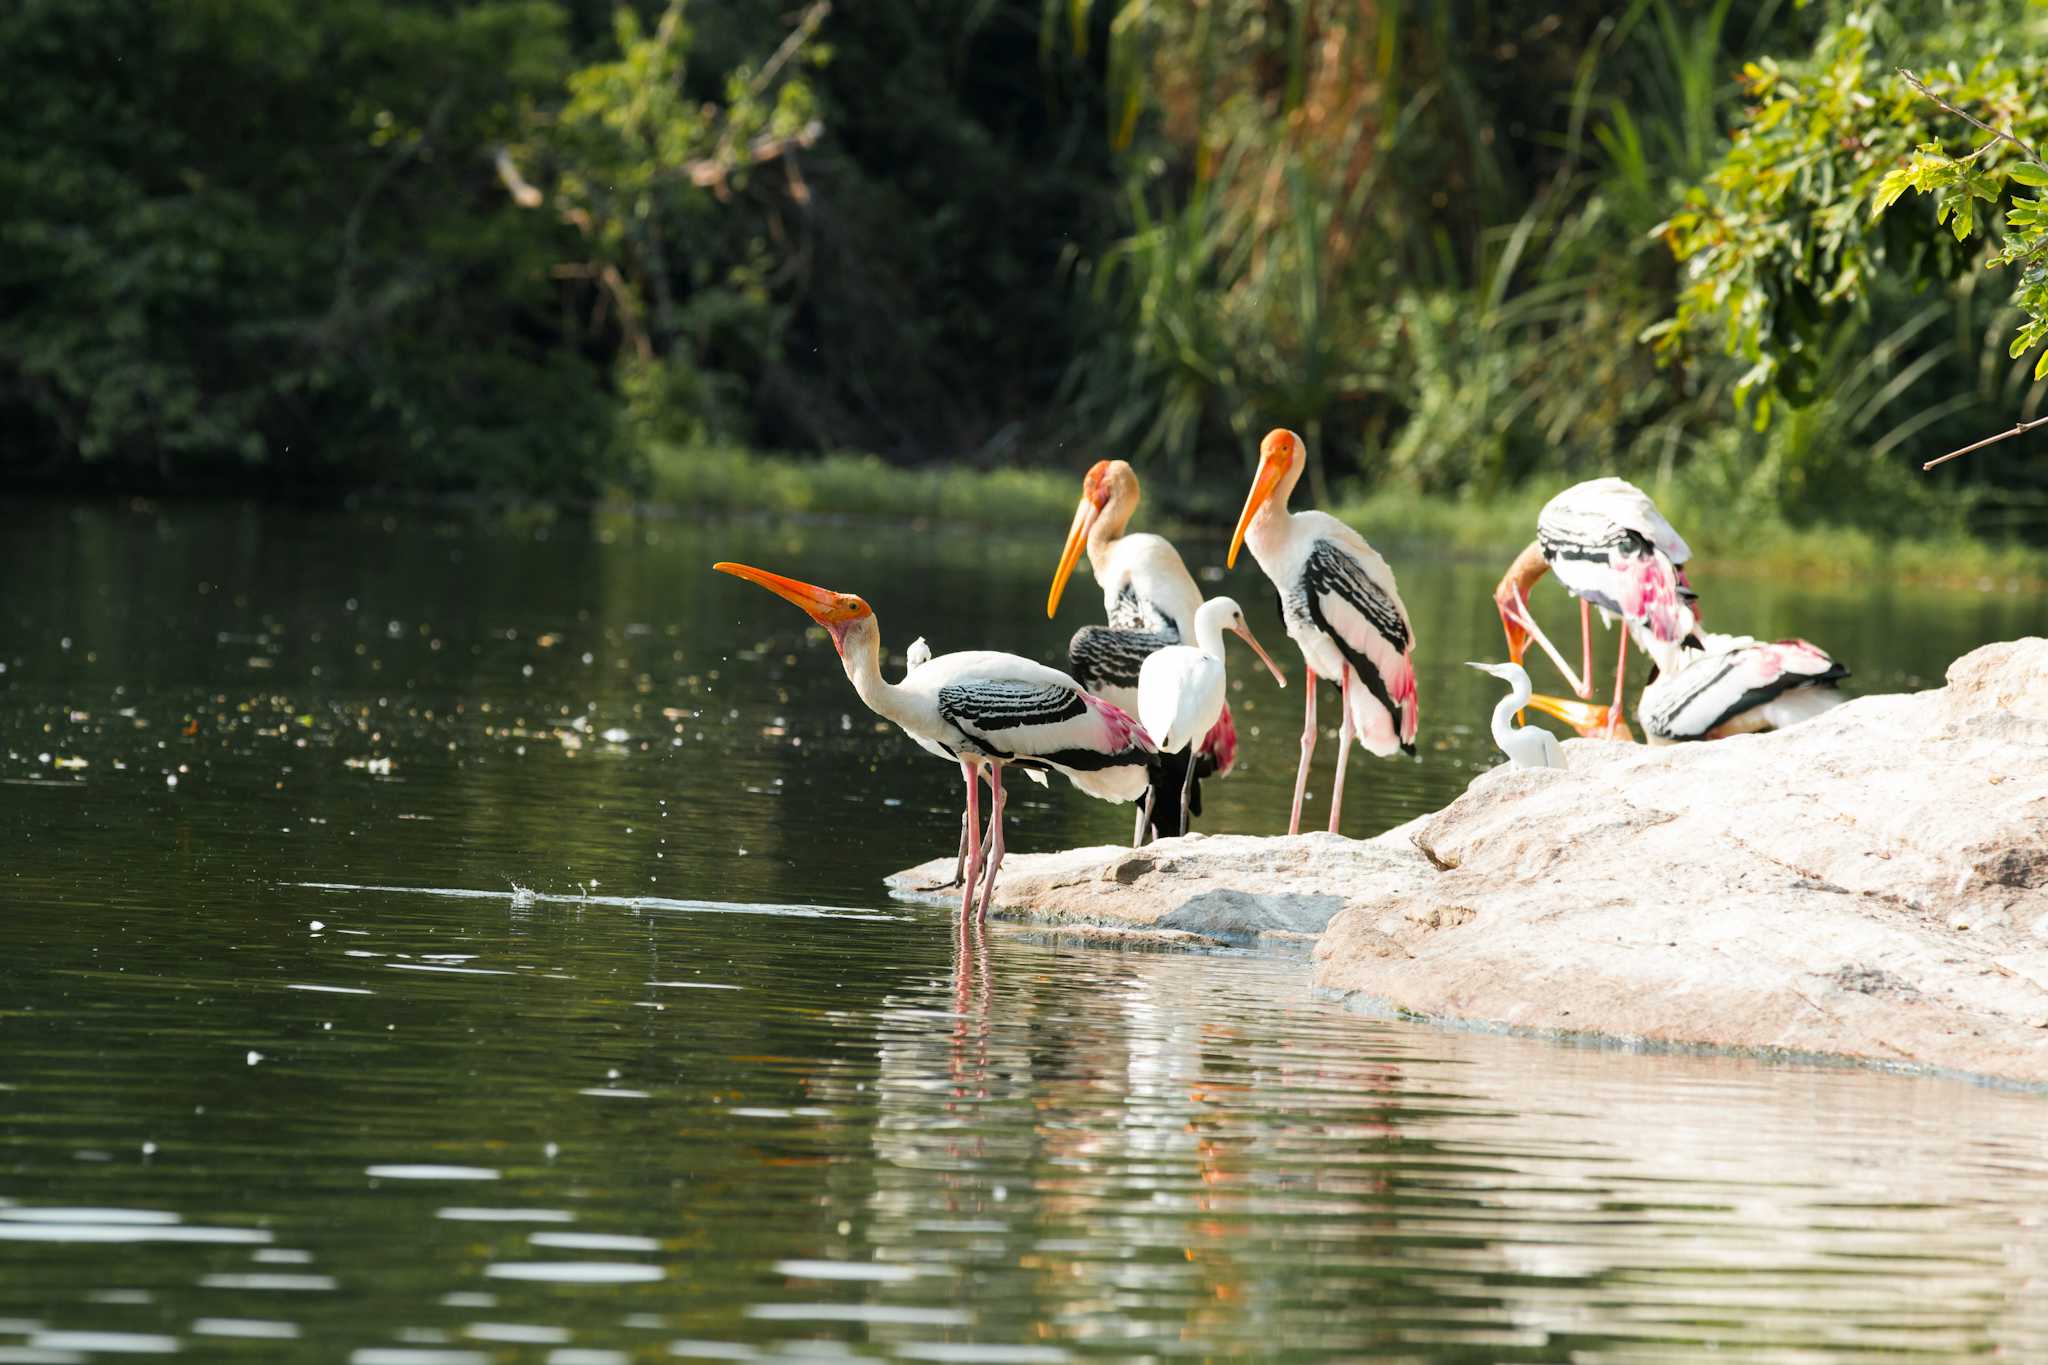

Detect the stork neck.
xmin=1489 ymin=672 xmax=1532 ymax=755
xmin=1086 ymin=489 xmax=1136 ymax=577
xmin=1497 ymin=540 xmax=1549 ymax=605
xmin=837 ymin=621 xmax=907 ymax=726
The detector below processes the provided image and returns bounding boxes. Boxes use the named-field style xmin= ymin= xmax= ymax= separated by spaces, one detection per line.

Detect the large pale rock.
xmin=890 ymin=639 xmax=2048 ymax=1084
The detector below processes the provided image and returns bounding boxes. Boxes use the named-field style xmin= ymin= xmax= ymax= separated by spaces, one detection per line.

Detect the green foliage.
xmin=1653 ymin=7 xmax=2048 ymax=420
xmin=0 ymin=0 xmax=628 ymax=493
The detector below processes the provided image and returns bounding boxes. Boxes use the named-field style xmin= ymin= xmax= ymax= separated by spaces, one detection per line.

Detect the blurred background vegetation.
xmin=4 ymin=0 xmax=2047 ymax=552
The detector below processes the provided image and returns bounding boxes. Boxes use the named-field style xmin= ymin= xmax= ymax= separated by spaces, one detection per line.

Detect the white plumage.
xmin=1229 ymin=429 xmax=1419 ymax=836
xmin=1639 ymin=633 xmax=1848 ymax=743
xmin=1049 ymin=458 xmax=1259 ymax=838
xmin=714 ymin=563 xmax=1156 ymax=919
xmin=1468 ymin=661 xmax=1566 ymax=769
xmin=1496 ymin=476 xmax=1698 ymax=736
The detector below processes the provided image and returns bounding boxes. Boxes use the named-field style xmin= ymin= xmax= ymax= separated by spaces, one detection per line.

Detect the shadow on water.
xmin=1 ymin=500 xmax=2045 ymax=1360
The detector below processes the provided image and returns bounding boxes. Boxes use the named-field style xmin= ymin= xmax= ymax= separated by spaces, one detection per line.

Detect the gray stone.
xmin=889 ymin=639 xmax=2048 ymax=1085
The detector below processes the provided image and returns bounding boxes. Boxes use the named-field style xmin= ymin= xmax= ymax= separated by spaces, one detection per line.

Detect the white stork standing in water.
xmin=1227 ymin=429 xmax=1419 ymax=836
xmin=1046 ymin=459 xmax=1249 ymax=839
xmin=714 ymin=563 xmax=1156 ymax=919
xmin=1494 ymin=477 xmax=1698 ymax=736
xmin=1136 ymin=597 xmax=1288 ymax=837
xmin=1523 ymin=633 xmax=1848 ymax=744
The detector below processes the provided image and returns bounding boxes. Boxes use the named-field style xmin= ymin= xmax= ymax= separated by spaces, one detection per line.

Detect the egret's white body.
xmin=1468 ymin=661 xmax=1566 ymax=769
xmin=1229 ymin=430 xmax=1418 ymax=836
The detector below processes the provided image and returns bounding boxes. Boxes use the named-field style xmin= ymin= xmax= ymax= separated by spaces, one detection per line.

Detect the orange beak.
xmin=713 ymin=562 xmax=871 ymax=647
xmin=1229 ymin=619 xmax=1289 ymax=688
xmin=1522 ymin=694 xmax=1635 ymax=743
xmin=1498 ymin=603 xmax=1530 ymax=669
xmin=1227 ymin=448 xmax=1289 ymax=570
xmin=1046 ymin=490 xmax=1101 ymax=619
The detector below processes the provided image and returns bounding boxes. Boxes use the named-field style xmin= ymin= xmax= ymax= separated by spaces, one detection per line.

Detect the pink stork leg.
xmin=1579 ymin=599 xmax=1595 ymax=701
xmin=1288 ymin=668 xmax=1319 ymax=836
xmin=957 ymin=758 xmax=984 ymax=919
xmin=1327 ymin=665 xmax=1354 ymax=834
xmin=976 ymin=762 xmax=1008 ymax=920
xmin=1607 ymin=627 xmax=1629 ymax=738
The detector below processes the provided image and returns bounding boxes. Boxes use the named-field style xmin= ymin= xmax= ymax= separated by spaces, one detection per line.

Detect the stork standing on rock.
xmin=1227 ymin=429 xmax=1419 ymax=836
xmin=1495 ymin=477 xmax=1698 ymax=737
xmin=714 ymin=563 xmax=1157 ymax=919
xmin=1047 ymin=459 xmax=1254 ymax=838
xmin=1136 ymin=597 xmax=1288 ymax=838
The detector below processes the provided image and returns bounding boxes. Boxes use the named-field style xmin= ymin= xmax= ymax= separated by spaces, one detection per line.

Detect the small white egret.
xmin=1467 ymin=661 xmax=1566 ymax=770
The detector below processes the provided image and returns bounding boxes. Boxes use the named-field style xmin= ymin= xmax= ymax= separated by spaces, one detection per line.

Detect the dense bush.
xmin=1 ymin=0 xmax=2043 ymax=538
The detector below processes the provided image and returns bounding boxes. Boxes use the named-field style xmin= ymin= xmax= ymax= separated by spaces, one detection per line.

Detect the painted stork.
xmin=1494 ymin=477 xmax=1698 ymax=737
xmin=1135 ymin=597 xmax=1288 ymax=837
xmin=1227 ymin=429 xmax=1419 ymax=836
xmin=1523 ymin=633 xmax=1848 ymax=744
xmin=1046 ymin=458 xmax=1244 ymax=838
xmin=714 ymin=563 xmax=1156 ymax=918
xmin=1466 ymin=661 xmax=1565 ymax=769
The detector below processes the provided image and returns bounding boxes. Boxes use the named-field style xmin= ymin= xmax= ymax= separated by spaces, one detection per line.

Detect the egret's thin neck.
xmin=1194 ymin=606 xmax=1228 ymax=660
xmin=1489 ymin=673 xmax=1531 ymax=754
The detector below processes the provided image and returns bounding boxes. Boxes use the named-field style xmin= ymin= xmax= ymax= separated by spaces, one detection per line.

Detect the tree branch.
xmin=1922 ymin=413 xmax=2048 ymax=470
xmin=1897 ymin=67 xmax=2047 ymax=168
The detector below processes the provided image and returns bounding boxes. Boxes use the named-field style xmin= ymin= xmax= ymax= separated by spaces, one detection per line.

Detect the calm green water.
xmin=3 ymin=500 xmax=2046 ymax=1363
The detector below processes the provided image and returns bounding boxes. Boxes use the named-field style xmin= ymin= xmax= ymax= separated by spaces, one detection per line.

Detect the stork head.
xmin=713 ymin=562 xmax=874 ymax=654
xmin=1227 ymin=429 xmax=1306 ymax=569
xmin=1047 ymin=459 xmax=1140 ymax=618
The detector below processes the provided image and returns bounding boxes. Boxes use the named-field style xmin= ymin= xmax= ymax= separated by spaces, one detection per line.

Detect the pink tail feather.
xmin=1198 ymin=702 xmax=1237 ymax=778
xmin=1084 ymin=690 xmax=1158 ymax=755
xmin=1623 ymin=552 xmax=1693 ymax=643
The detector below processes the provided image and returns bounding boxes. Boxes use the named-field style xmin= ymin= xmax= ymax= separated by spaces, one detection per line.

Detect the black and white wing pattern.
xmin=1640 ymin=637 xmax=1848 ymax=742
xmin=1067 ymin=625 xmax=1180 ymax=700
xmin=1282 ymin=534 xmax=1418 ymax=755
xmin=1537 ymin=477 xmax=1696 ymax=644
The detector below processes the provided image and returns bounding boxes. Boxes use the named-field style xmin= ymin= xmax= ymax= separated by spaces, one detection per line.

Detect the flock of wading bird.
xmin=715 ymin=428 xmax=1850 ymax=918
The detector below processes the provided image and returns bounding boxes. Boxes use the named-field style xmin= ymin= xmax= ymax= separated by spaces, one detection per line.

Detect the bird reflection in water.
xmin=949 ymin=912 xmax=992 ymax=1108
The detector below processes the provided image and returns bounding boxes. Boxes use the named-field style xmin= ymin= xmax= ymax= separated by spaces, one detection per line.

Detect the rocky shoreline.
xmin=890 ymin=638 xmax=2048 ymax=1086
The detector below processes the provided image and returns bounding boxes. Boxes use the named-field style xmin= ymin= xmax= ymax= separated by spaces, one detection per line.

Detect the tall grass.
xmin=634 ymin=442 xmax=2048 ymax=587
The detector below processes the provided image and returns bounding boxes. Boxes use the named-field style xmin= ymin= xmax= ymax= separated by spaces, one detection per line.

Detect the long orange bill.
xmin=1046 ymin=495 xmax=1099 ymax=618
xmin=1227 ymin=453 xmax=1287 ymax=569
xmin=713 ymin=561 xmax=841 ymax=624
xmin=1523 ymin=693 xmax=1634 ymax=742
xmin=1228 ymin=620 xmax=1288 ymax=688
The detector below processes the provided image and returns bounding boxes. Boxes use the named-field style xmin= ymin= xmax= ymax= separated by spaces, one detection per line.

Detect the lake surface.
xmin=2 ymin=498 xmax=2045 ymax=1362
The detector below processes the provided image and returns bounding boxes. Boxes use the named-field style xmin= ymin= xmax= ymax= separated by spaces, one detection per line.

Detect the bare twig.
xmin=1897 ymin=67 xmax=2047 ymax=168
xmin=1923 ymin=413 xmax=2048 ymax=470
xmin=750 ymin=1 xmax=830 ymax=98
